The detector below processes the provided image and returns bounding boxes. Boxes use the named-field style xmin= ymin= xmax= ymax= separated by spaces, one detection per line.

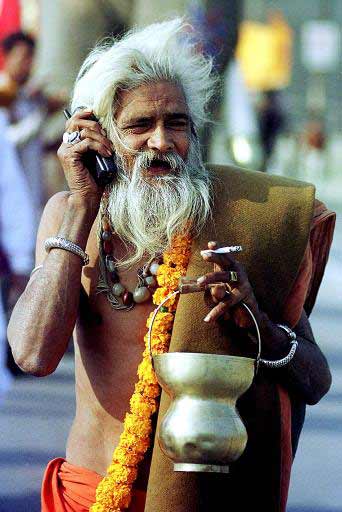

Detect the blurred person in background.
xmin=1 ymin=31 xmax=65 ymax=230
xmin=0 ymin=106 xmax=35 ymax=393
xmin=257 ymin=90 xmax=286 ymax=171
xmin=237 ymin=9 xmax=293 ymax=171
xmin=7 ymin=19 xmax=334 ymax=512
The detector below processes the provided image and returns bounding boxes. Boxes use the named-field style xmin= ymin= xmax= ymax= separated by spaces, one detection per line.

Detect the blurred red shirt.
xmin=0 ymin=0 xmax=21 ymax=69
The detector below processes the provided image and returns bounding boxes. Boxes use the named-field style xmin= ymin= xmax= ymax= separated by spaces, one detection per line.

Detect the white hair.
xmin=71 ymin=18 xmax=216 ymax=141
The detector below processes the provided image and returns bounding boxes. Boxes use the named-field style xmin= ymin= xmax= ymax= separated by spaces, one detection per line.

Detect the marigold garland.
xmin=90 ymin=234 xmax=192 ymax=512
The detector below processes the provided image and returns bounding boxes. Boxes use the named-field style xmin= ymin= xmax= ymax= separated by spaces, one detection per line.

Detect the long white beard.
xmin=106 ymin=137 xmax=212 ymax=269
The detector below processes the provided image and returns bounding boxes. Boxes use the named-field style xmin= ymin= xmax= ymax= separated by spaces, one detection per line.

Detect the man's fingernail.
xmin=204 ymin=314 xmax=211 ymax=322
xmin=197 ymin=276 xmax=206 ymax=284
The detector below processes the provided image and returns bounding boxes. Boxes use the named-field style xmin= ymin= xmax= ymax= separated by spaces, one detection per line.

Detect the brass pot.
xmin=154 ymin=352 xmax=255 ymax=473
xmin=148 ymin=291 xmax=261 ymax=474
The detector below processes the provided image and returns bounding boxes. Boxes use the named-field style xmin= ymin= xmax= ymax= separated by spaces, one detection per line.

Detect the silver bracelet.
xmin=44 ymin=236 xmax=89 ymax=266
xmin=260 ymin=323 xmax=298 ymax=368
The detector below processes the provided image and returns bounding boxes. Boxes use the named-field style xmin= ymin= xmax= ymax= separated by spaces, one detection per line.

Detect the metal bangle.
xmin=44 ymin=236 xmax=89 ymax=266
xmin=260 ymin=323 xmax=298 ymax=368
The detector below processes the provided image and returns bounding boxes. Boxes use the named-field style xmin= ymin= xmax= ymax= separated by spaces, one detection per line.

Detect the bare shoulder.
xmin=35 ymin=191 xmax=71 ymax=265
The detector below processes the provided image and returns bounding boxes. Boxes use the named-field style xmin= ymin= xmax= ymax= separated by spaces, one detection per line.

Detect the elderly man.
xmin=8 ymin=19 xmax=334 ymax=512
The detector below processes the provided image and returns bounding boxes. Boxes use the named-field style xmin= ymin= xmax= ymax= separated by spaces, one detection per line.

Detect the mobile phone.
xmin=63 ymin=108 xmax=117 ymax=186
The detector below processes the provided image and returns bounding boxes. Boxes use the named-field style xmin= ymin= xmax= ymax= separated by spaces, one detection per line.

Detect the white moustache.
xmin=134 ymin=150 xmax=186 ymax=172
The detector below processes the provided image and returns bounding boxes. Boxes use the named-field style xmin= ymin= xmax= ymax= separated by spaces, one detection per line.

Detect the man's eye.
xmin=126 ymin=123 xmax=150 ymax=132
xmin=167 ymin=120 xmax=188 ymax=130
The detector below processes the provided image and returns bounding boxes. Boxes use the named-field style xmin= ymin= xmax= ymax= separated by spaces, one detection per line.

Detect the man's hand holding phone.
xmin=57 ymin=108 xmax=114 ymax=203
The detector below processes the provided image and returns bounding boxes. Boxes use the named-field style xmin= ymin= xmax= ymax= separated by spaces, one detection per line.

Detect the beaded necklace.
xmin=97 ymin=192 xmax=162 ymax=310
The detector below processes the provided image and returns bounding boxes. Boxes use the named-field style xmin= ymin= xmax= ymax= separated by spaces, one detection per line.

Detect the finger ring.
xmin=63 ymin=130 xmax=81 ymax=145
xmin=229 ymin=271 xmax=238 ymax=282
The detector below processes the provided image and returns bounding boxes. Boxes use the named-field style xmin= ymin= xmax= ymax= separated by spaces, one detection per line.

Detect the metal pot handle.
xmin=148 ymin=291 xmax=180 ymax=368
xmin=148 ymin=291 xmax=262 ymax=373
xmin=240 ymin=302 xmax=261 ymax=372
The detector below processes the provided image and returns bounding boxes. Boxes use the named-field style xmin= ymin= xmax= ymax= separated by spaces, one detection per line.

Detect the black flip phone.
xmin=63 ymin=108 xmax=117 ymax=186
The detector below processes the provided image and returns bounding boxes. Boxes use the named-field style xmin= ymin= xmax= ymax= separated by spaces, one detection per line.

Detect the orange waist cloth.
xmin=41 ymin=458 xmax=146 ymax=512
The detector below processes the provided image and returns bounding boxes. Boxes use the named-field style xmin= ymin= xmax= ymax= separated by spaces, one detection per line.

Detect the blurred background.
xmin=0 ymin=1 xmax=341 ymax=510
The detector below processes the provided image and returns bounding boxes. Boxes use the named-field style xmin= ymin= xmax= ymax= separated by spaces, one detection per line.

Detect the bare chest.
xmin=75 ymin=243 xmax=156 ymax=417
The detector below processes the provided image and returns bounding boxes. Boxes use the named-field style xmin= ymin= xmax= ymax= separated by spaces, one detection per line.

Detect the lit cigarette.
xmin=201 ymin=245 xmax=243 ymax=256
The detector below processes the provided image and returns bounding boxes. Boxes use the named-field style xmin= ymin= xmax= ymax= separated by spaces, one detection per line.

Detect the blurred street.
xmin=0 ymin=355 xmax=75 ymax=510
xmin=0 ymin=191 xmax=341 ymax=511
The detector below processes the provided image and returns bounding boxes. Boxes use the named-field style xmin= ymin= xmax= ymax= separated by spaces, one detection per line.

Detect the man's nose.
xmin=147 ymin=126 xmax=174 ymax=152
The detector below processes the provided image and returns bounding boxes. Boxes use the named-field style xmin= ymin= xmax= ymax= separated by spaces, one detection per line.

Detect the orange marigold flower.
xmin=156 ymin=265 xmax=183 ymax=290
xmin=137 ymin=357 xmax=158 ymax=384
xmin=130 ymin=392 xmax=158 ymax=416
xmin=167 ymin=301 xmax=178 ymax=313
xmin=114 ymin=446 xmax=145 ymax=466
xmin=147 ymin=338 xmax=171 ymax=353
xmin=119 ymin=432 xmax=150 ymax=453
xmin=146 ymin=311 xmax=174 ymax=332
xmin=107 ymin=463 xmax=138 ymax=484
xmin=147 ymin=346 xmax=168 ymax=356
xmin=92 ymin=477 xmax=116 ymax=509
xmin=123 ymin=413 xmax=152 ymax=438
xmin=143 ymin=341 xmax=169 ymax=359
xmin=110 ymin=483 xmax=132 ymax=508
xmin=119 ymin=431 xmax=151 ymax=454
xmin=163 ymin=252 xmax=191 ymax=268
xmin=152 ymin=287 xmax=179 ymax=307
xmin=152 ymin=287 xmax=168 ymax=305
xmin=166 ymin=233 xmax=190 ymax=249
xmin=144 ymin=331 xmax=170 ymax=347
xmin=135 ymin=380 xmax=160 ymax=398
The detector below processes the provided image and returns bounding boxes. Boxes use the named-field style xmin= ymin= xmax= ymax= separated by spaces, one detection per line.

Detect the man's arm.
xmin=7 ymin=191 xmax=98 ymax=376
xmin=7 ymin=108 xmax=113 ymax=376
xmin=257 ymin=309 xmax=332 ymax=406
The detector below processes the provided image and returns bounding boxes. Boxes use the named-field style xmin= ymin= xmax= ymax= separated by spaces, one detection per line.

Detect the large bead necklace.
xmin=97 ymin=204 xmax=161 ymax=311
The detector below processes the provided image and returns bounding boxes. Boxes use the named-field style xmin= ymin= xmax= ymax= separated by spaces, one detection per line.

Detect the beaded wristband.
xmin=44 ymin=236 xmax=89 ymax=266
xmin=260 ymin=323 xmax=298 ymax=368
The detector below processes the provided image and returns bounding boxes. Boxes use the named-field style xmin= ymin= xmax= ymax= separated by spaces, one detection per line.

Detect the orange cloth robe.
xmin=41 ymin=458 xmax=146 ymax=512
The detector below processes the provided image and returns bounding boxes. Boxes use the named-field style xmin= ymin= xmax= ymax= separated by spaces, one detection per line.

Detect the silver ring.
xmin=63 ymin=130 xmax=82 ymax=145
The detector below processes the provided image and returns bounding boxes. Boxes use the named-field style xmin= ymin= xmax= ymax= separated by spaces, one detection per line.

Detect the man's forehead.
xmin=116 ymin=81 xmax=188 ymax=121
